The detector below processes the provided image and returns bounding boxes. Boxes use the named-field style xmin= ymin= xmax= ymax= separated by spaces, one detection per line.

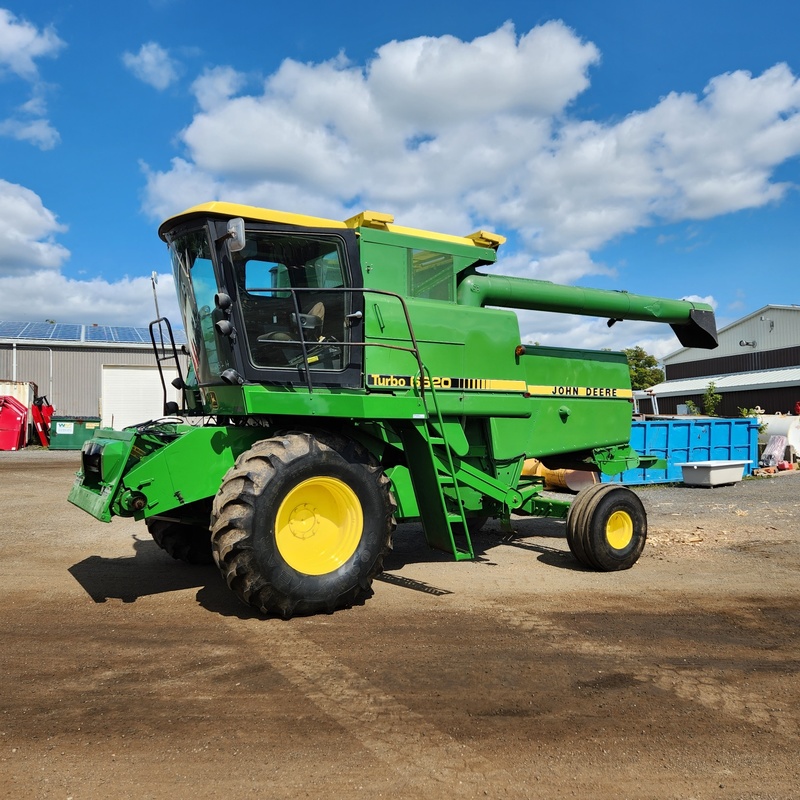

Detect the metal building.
xmin=0 ymin=321 xmax=186 ymax=428
xmin=650 ymin=305 xmax=800 ymax=416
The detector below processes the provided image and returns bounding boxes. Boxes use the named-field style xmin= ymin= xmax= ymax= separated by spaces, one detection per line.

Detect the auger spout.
xmin=456 ymin=272 xmax=718 ymax=349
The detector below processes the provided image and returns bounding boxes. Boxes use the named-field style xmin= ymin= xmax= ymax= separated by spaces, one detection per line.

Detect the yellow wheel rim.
xmin=605 ymin=510 xmax=634 ymax=550
xmin=275 ymin=476 xmax=363 ymax=575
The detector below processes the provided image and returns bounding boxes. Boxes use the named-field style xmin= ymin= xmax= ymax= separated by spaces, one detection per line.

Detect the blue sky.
xmin=2 ymin=0 xmax=800 ymax=357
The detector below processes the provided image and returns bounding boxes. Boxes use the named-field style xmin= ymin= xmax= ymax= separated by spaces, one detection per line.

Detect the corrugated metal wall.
xmin=0 ymin=344 xmax=179 ymax=417
xmin=665 ymin=344 xmax=800 ymax=380
xmin=656 ymin=387 xmax=800 ymax=417
xmin=665 ymin=306 xmax=800 ymax=366
xmin=659 ymin=307 xmax=800 ymax=416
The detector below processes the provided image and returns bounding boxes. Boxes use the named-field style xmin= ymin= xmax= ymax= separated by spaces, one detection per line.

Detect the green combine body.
xmin=69 ymin=202 xmax=718 ymax=617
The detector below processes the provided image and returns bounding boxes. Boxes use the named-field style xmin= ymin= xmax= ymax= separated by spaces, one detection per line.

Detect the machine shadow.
xmin=383 ymin=515 xmax=587 ymax=574
xmin=68 ymin=535 xmax=253 ymax=618
xmin=69 ymin=514 xmax=586 ymax=615
xmin=491 ymin=516 xmax=591 ymax=571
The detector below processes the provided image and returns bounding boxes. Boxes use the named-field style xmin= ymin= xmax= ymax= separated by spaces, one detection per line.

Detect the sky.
xmin=1 ymin=0 xmax=800 ymax=359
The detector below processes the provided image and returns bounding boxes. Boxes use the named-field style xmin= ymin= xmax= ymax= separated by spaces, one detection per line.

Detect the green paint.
xmin=69 ymin=203 xmax=718 ymax=568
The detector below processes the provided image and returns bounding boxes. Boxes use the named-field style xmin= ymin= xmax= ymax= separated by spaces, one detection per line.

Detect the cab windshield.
xmin=233 ymin=233 xmax=350 ymax=370
xmin=168 ymin=229 xmax=231 ymax=384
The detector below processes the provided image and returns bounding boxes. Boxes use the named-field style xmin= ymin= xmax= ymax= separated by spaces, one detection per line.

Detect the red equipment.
xmin=31 ymin=395 xmax=54 ymax=447
xmin=0 ymin=395 xmax=28 ymax=451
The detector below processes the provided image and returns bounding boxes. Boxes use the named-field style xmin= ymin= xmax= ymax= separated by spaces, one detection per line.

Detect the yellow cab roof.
xmin=158 ymin=201 xmax=505 ymax=251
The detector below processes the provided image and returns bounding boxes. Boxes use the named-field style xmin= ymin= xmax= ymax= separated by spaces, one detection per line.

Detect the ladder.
xmin=398 ymin=366 xmax=474 ymax=560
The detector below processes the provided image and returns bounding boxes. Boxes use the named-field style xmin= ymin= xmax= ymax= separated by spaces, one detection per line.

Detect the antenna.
xmin=151 ymin=271 xmax=161 ymax=320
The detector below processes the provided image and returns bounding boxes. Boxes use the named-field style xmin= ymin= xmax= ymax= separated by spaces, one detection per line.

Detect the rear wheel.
xmin=565 ymin=483 xmax=609 ymax=566
xmin=211 ymin=431 xmax=395 ymax=618
xmin=146 ymin=518 xmax=214 ymax=565
xmin=566 ymin=484 xmax=646 ymax=571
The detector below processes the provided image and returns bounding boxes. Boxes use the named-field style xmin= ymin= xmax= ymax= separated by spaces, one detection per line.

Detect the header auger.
xmin=70 ymin=202 xmax=717 ymax=618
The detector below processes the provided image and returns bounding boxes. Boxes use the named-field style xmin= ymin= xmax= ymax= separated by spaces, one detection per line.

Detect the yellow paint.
xmin=378 ymin=222 xmax=501 ymax=249
xmin=160 ymin=202 xmax=504 ymax=250
xmin=161 ymin=201 xmax=347 ymax=234
xmin=367 ymin=374 xmax=527 ymax=392
xmin=481 ymin=379 xmax=527 ymax=391
xmin=527 ymin=385 xmax=633 ymax=399
xmin=275 ymin=476 xmax=363 ymax=575
xmin=466 ymin=230 xmax=507 ymax=249
xmin=605 ymin=510 xmax=634 ymax=550
xmin=344 ymin=210 xmax=395 ymax=228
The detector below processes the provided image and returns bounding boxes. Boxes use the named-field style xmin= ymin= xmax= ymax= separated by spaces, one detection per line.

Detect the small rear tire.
xmin=566 ymin=484 xmax=646 ymax=571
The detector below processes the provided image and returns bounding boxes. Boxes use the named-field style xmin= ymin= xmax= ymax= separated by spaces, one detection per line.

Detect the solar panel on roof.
xmin=85 ymin=325 xmax=108 ymax=341
xmin=1 ymin=320 xmax=186 ymax=345
xmin=20 ymin=323 xmax=57 ymax=339
xmin=51 ymin=324 xmax=82 ymax=341
xmin=111 ymin=326 xmax=141 ymax=342
xmin=0 ymin=321 xmax=26 ymax=337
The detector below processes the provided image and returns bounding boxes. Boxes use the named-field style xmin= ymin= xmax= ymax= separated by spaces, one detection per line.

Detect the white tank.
xmin=758 ymin=414 xmax=800 ymax=454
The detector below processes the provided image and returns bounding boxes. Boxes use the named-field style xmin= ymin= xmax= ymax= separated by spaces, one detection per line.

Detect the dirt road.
xmin=1 ymin=451 xmax=798 ymax=799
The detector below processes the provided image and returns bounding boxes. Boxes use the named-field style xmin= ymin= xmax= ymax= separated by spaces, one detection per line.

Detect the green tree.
xmin=686 ymin=381 xmax=722 ymax=416
xmin=702 ymin=381 xmax=722 ymax=416
xmin=624 ymin=346 xmax=664 ymax=390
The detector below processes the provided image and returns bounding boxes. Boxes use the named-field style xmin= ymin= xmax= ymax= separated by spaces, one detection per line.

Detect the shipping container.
xmin=602 ymin=417 xmax=759 ymax=485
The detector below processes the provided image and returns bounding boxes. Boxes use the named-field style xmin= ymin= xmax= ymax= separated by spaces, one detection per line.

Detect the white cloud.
xmin=0 ymin=8 xmax=64 ymax=79
xmin=0 ymin=180 xmax=178 ymax=327
xmin=498 ymin=249 xmax=616 ymax=284
xmin=122 ymin=42 xmax=180 ymax=90
xmin=680 ymin=294 xmax=716 ymax=307
xmin=0 ymin=270 xmax=179 ymax=326
xmin=0 ymin=179 xmax=69 ymax=273
xmin=365 ymin=21 xmax=599 ymax=126
xmin=140 ymin=157 xmax=223 ymax=221
xmin=142 ymin=22 xmax=800 ymax=306
xmin=517 ymin=310 xmax=685 ymax=361
xmin=0 ymin=9 xmax=64 ymax=149
xmin=145 ymin=22 xmax=600 ymax=252
xmin=191 ymin=65 xmax=247 ymax=111
xmin=0 ymin=115 xmax=59 ymax=149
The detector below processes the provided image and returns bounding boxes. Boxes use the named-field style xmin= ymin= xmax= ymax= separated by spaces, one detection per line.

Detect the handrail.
xmin=148 ymin=317 xmax=187 ymax=414
xmin=245 ymin=286 xmax=428 ymax=397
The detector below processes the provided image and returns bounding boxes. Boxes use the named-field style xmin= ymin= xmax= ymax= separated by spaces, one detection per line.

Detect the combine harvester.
xmin=69 ymin=203 xmax=717 ymax=616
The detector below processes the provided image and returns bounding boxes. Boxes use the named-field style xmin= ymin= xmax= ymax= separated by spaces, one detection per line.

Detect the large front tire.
xmin=146 ymin=518 xmax=214 ymax=565
xmin=211 ymin=431 xmax=395 ymax=618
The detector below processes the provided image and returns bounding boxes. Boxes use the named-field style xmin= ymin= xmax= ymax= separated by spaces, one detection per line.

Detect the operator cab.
xmin=234 ymin=233 xmax=350 ymax=371
xmin=160 ymin=205 xmax=364 ymax=398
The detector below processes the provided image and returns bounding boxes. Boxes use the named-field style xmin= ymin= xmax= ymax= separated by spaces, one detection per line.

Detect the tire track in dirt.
xmin=230 ymin=617 xmax=520 ymax=797
xmin=487 ymin=601 xmax=799 ymax=739
xmin=228 ymin=595 xmax=797 ymax=799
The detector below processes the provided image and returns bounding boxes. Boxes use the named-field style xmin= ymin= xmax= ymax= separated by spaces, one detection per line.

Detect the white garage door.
xmin=101 ymin=365 xmax=181 ymax=430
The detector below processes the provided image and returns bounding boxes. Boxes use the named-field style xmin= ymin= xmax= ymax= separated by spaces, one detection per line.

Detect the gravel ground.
xmin=1 ymin=450 xmax=798 ymax=800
